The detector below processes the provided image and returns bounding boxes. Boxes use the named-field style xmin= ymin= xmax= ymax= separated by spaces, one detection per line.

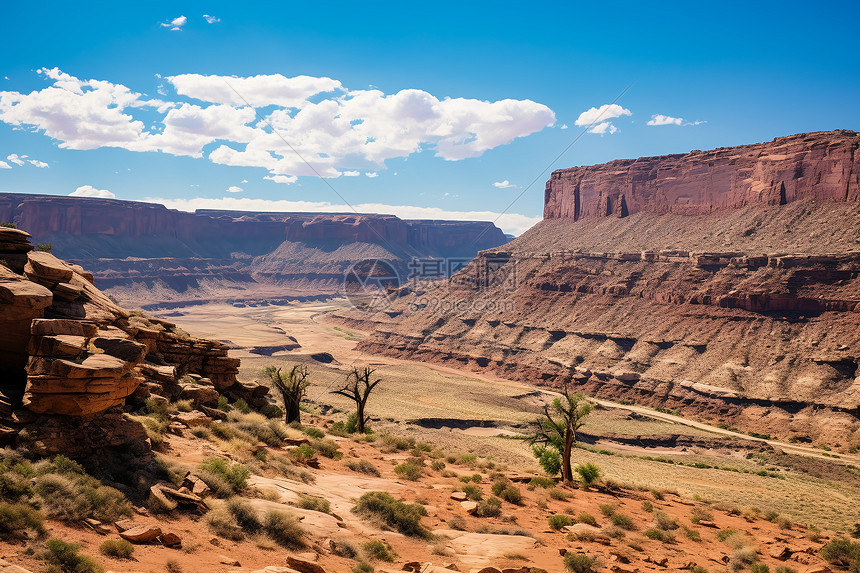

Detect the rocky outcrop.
xmin=0 ymin=228 xmax=267 ymax=451
xmin=544 ymin=130 xmax=859 ymax=220
xmin=0 ymin=195 xmax=508 ymax=306
xmin=335 ymin=132 xmax=860 ymax=445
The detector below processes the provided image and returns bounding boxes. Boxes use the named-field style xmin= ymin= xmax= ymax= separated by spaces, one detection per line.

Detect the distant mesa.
xmin=333 ymin=130 xmax=860 ymax=445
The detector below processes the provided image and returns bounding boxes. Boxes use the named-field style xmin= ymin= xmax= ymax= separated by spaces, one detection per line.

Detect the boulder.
xmin=451 ymin=491 xmax=468 ymax=501
xmin=159 ymin=532 xmax=182 ymax=546
xmin=119 ymin=525 xmax=162 ymax=543
xmin=460 ymin=501 xmax=478 ymax=514
xmin=25 ymin=251 xmax=73 ymax=282
xmin=172 ymin=410 xmax=212 ymax=428
xmin=285 ymin=555 xmax=326 ymax=573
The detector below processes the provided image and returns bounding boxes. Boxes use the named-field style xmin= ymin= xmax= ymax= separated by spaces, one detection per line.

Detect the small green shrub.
xmin=577 ymin=512 xmax=597 ymax=526
xmin=641 ymin=500 xmax=654 ymax=512
xmin=352 ymin=563 xmax=374 ymax=573
xmin=644 ymin=527 xmax=675 ymax=542
xmin=40 ymin=538 xmax=102 ymax=573
xmin=394 ymin=460 xmax=423 ymax=481
xmin=690 ymin=506 xmax=713 ymax=524
xmin=528 ymin=476 xmax=555 ymax=489
xmin=99 ymin=539 xmax=134 ymax=559
xmin=575 ymin=463 xmax=601 ymax=486
xmin=227 ymin=497 xmax=262 ymax=533
xmin=363 ymin=539 xmax=396 ymax=562
xmin=311 ymin=438 xmax=341 ymax=459
xmin=297 ymin=493 xmax=330 ymax=514
xmin=264 ymin=509 xmax=305 ymax=548
xmin=461 ymin=484 xmax=483 ymax=501
xmin=820 ymin=538 xmax=860 ymax=567
xmin=198 ymin=458 xmax=249 ymax=495
xmin=750 ymin=564 xmax=770 ymax=573
xmin=564 ymin=552 xmax=599 ymax=573
xmin=549 ymin=487 xmax=569 ymax=501
xmin=0 ymin=502 xmax=44 ymax=537
xmin=354 ymin=491 xmax=429 ymax=537
xmin=611 ymin=513 xmax=635 ymax=530
xmin=303 ymin=426 xmax=325 ymax=439
xmin=599 ymin=503 xmax=616 ymax=516
xmin=345 ymin=459 xmax=380 ymax=476
xmin=37 ymin=243 xmax=53 ymax=253
xmin=475 ymin=497 xmax=502 ymax=518
xmin=549 ymin=514 xmax=573 ymax=530
xmin=431 ymin=460 xmax=446 ymax=471
xmin=330 ymin=539 xmax=357 ymax=558
xmin=498 ymin=485 xmax=522 ymax=505
xmin=683 ymin=526 xmax=702 ymax=541
xmin=654 ymin=510 xmax=679 ymax=531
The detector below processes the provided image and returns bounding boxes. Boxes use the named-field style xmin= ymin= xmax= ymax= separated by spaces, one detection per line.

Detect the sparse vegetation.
xmin=363 ymin=539 xmax=396 ymax=562
xmin=0 ymin=502 xmax=44 ymax=538
xmin=39 ymin=538 xmax=103 ymax=573
xmin=564 ymin=552 xmax=599 ymax=573
xmin=331 ymin=366 xmax=382 ymax=434
xmin=394 ymin=459 xmax=423 ymax=481
xmin=297 ymin=493 xmax=330 ymax=514
xmin=353 ymin=491 xmax=429 ymax=537
xmin=820 ymin=538 xmax=860 ymax=569
xmin=263 ymin=509 xmax=306 ymax=548
xmin=549 ymin=514 xmax=573 ymax=530
xmin=574 ymin=463 xmax=601 ymax=487
xmin=528 ymin=388 xmax=592 ymax=482
xmin=197 ymin=458 xmax=249 ymax=496
xmin=577 ymin=512 xmax=597 ymax=526
xmin=345 ymin=459 xmax=381 ymax=476
xmin=99 ymin=539 xmax=134 ymax=559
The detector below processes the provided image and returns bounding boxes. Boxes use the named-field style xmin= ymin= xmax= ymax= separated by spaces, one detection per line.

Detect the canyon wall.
xmin=334 ymin=130 xmax=860 ymax=445
xmin=544 ymin=130 xmax=859 ymax=219
xmin=0 ymin=195 xmax=507 ymax=306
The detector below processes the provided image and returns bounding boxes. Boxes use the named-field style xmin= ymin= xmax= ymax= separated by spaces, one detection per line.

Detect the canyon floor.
xmin=1 ymin=298 xmax=858 ymax=573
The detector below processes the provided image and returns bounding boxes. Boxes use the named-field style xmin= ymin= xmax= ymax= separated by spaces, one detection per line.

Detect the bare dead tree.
xmin=330 ymin=366 xmax=381 ymax=433
xmin=264 ymin=364 xmax=310 ymax=424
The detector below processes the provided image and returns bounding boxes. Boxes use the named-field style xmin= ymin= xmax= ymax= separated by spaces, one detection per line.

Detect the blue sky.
xmin=1 ymin=1 xmax=858 ymax=234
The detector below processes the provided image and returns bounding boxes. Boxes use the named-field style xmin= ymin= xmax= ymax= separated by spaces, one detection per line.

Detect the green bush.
xmin=297 ymin=493 xmax=330 ymax=513
xmin=475 ymin=497 xmax=502 ymax=518
xmin=198 ymin=458 xmax=249 ymax=495
xmin=264 ymin=509 xmax=306 ymax=548
xmin=0 ymin=502 xmax=44 ymax=537
xmin=641 ymin=501 xmax=654 ymax=512
xmin=311 ymin=438 xmax=342 ymax=460
xmin=40 ymin=538 xmax=102 ymax=573
xmin=564 ymin=552 xmax=599 ymax=573
xmin=644 ymin=527 xmax=675 ymax=542
xmin=575 ymin=463 xmax=601 ymax=486
xmin=363 ymin=539 xmax=396 ymax=562
xmin=690 ymin=506 xmax=713 ymax=524
xmin=577 ymin=512 xmax=597 ymax=526
xmin=683 ymin=526 xmax=701 ymax=541
xmin=820 ymin=538 xmax=860 ymax=567
xmin=548 ymin=514 xmax=573 ymax=530
xmin=289 ymin=444 xmax=317 ymax=462
xmin=599 ymin=504 xmax=615 ymax=516
xmin=32 ymin=458 xmax=130 ymax=523
xmin=394 ymin=460 xmax=423 ymax=481
xmin=345 ymin=459 xmax=380 ymax=476
xmin=461 ymin=484 xmax=483 ymax=501
xmin=548 ymin=487 xmax=569 ymax=501
xmin=36 ymin=243 xmax=53 ymax=253
xmin=303 ymin=426 xmax=325 ymax=439
xmin=354 ymin=491 xmax=429 ymax=537
xmin=99 ymin=539 xmax=134 ymax=559
xmin=352 ymin=563 xmax=374 ymax=573
xmin=528 ymin=476 xmax=556 ymax=489
xmin=330 ymin=539 xmax=357 ymax=558
xmin=654 ymin=510 xmax=679 ymax=531
xmin=431 ymin=460 xmax=446 ymax=471
xmin=227 ymin=497 xmax=261 ymax=533
xmin=498 ymin=485 xmax=522 ymax=504
xmin=611 ymin=513 xmax=635 ymax=530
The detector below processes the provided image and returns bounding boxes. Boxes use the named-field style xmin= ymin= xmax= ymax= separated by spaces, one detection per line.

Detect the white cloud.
xmin=560 ymin=124 xmax=568 ymax=130
xmin=0 ymin=161 xmax=10 ymax=169
xmin=493 ymin=180 xmax=515 ymax=189
xmin=161 ymin=15 xmax=187 ymax=30
xmin=365 ymin=171 xmax=378 ymax=178
xmin=241 ymin=179 xmax=248 ymax=183
xmin=342 ymin=170 xmax=360 ymax=176
xmin=264 ymin=174 xmax=298 ymax=185
xmin=587 ymin=121 xmax=617 ymax=135
xmin=0 ymin=69 xmax=556 ymax=184
xmin=167 ymin=73 xmax=342 ymax=107
xmin=70 ymin=185 xmax=115 ymax=198
xmin=203 ymin=14 xmax=220 ymax=24
xmin=574 ymin=103 xmax=631 ymax=134
xmin=7 ymin=154 xmax=25 ymax=165
xmin=647 ymin=114 xmax=683 ymax=126
xmin=227 ymin=185 xmax=243 ymax=193
xmin=143 ymin=195 xmax=541 ymax=235
xmin=29 ymin=159 xmax=49 ymax=168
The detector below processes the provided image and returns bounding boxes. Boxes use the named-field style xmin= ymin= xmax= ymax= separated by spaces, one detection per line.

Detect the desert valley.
xmin=1 ymin=129 xmax=860 ymax=573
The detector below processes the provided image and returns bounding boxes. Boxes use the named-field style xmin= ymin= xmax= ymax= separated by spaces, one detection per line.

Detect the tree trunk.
xmin=356 ymin=400 xmax=365 ymax=433
xmin=561 ymin=427 xmax=575 ymax=483
xmin=283 ymin=392 xmax=301 ymax=424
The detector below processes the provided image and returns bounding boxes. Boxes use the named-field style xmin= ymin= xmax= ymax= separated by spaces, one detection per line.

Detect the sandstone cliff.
xmin=334 ymin=131 xmax=860 ymax=445
xmin=0 ymin=227 xmax=267 ymax=453
xmin=544 ymin=130 xmax=859 ymax=219
xmin=0 ymin=195 xmax=507 ymax=306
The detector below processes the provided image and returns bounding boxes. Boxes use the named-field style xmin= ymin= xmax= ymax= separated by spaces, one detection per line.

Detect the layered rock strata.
xmin=335 ymin=131 xmax=860 ymax=445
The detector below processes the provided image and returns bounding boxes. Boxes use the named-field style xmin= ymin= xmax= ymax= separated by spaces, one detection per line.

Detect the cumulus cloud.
xmin=143 ymin=195 xmax=542 ymax=235
xmin=264 ymin=174 xmax=298 ymax=185
xmin=161 ymin=15 xmax=187 ymax=31
xmin=0 ymin=68 xmax=556 ymax=184
xmin=29 ymin=159 xmax=49 ymax=168
xmin=227 ymin=186 xmax=243 ymax=193
xmin=342 ymin=170 xmax=360 ymax=176
xmin=203 ymin=14 xmax=220 ymax=24
xmin=647 ymin=114 xmax=683 ymax=126
xmin=167 ymin=73 xmax=342 ymax=108
xmin=365 ymin=172 xmax=378 ymax=178
xmin=575 ymin=103 xmax=631 ymax=134
xmin=70 ymin=185 xmax=115 ymax=198
xmin=7 ymin=154 xmax=25 ymax=165
xmin=0 ymin=161 xmax=11 ymax=169
xmin=493 ymin=180 xmax=515 ymax=189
